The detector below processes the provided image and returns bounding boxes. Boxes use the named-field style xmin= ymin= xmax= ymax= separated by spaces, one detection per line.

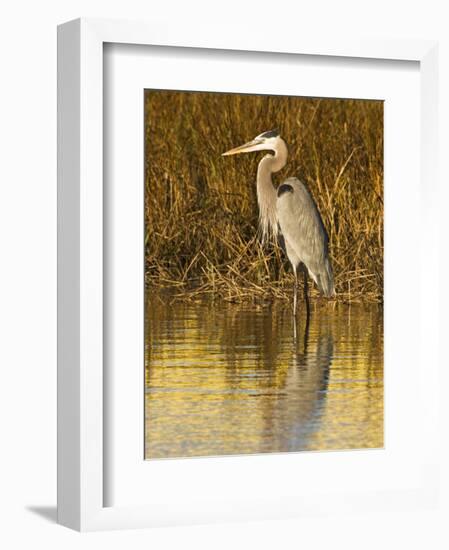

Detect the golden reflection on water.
xmin=145 ymin=293 xmax=383 ymax=459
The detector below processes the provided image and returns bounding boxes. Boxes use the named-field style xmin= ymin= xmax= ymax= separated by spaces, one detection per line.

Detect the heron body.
xmin=222 ymin=130 xmax=335 ymax=315
xmin=277 ymin=177 xmax=334 ymax=298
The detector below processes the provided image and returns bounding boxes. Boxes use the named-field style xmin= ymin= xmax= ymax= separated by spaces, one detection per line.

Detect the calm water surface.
xmin=145 ymin=293 xmax=383 ymax=459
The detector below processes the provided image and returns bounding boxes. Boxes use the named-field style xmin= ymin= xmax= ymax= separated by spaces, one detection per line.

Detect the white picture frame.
xmin=57 ymin=17 xmax=440 ymax=531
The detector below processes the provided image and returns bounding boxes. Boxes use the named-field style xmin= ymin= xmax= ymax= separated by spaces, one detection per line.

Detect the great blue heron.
xmin=222 ymin=129 xmax=335 ymax=315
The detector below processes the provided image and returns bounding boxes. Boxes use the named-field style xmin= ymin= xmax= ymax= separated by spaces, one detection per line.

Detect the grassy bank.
xmin=144 ymin=91 xmax=383 ymax=303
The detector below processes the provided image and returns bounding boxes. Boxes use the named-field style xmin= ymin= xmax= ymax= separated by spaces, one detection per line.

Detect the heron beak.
xmin=222 ymin=139 xmax=262 ymax=156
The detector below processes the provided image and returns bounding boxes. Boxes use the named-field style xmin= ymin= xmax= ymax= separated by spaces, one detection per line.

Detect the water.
xmin=145 ymin=293 xmax=383 ymax=459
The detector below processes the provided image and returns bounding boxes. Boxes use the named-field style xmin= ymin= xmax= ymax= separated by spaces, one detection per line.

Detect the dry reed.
xmin=145 ymin=91 xmax=383 ymax=303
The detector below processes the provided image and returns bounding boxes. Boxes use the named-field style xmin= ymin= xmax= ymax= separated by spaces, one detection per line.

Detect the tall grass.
xmin=144 ymin=91 xmax=383 ymax=303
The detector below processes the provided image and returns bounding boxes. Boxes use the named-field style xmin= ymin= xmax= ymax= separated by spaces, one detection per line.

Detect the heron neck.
xmin=259 ymin=139 xmax=288 ymax=175
xmin=256 ymin=155 xmax=285 ymax=242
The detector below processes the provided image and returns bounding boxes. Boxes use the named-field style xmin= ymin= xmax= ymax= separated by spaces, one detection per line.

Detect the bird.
xmin=222 ymin=129 xmax=335 ymax=316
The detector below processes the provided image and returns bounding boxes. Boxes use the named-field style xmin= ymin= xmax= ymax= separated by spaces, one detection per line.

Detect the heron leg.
xmin=293 ymin=267 xmax=298 ymax=317
xmin=302 ymin=264 xmax=311 ymax=320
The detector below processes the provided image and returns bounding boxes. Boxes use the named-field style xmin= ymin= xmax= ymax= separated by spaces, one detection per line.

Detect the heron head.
xmin=222 ymin=129 xmax=282 ymax=156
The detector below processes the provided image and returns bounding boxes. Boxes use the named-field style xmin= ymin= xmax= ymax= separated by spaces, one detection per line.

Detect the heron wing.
xmin=276 ymin=177 xmax=335 ymax=297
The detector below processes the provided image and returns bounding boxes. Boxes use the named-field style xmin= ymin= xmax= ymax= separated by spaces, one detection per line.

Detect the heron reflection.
xmin=144 ymin=295 xmax=384 ymax=460
xmin=279 ymin=316 xmax=334 ymax=450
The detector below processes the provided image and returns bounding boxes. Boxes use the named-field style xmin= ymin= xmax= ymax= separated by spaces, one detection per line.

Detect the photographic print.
xmin=144 ymin=91 xmax=383 ymax=459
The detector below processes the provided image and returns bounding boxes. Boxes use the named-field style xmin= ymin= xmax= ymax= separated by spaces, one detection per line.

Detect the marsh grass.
xmin=145 ymin=91 xmax=383 ymax=303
